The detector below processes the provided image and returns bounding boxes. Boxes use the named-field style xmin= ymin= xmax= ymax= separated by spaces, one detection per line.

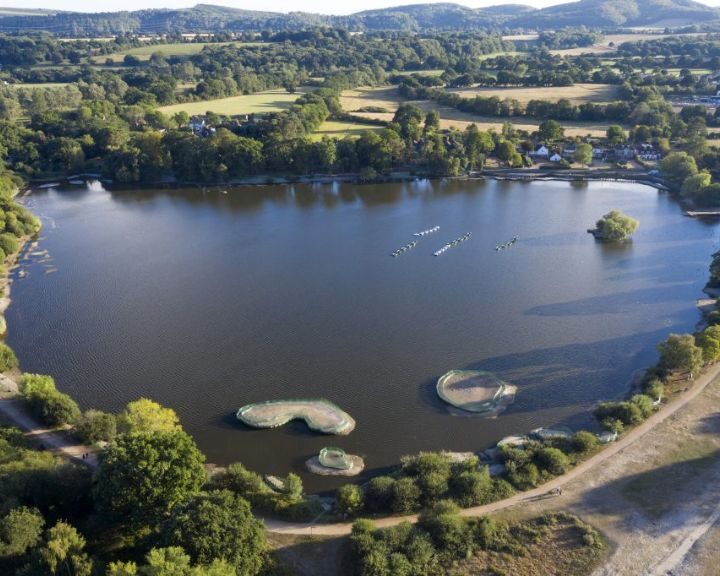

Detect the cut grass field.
xmin=550 ymin=32 xmax=708 ymax=56
xmin=157 ymin=89 xmax=305 ymax=117
xmin=101 ymin=41 xmax=265 ymax=62
xmin=448 ymin=83 xmax=620 ymax=105
xmin=310 ymin=120 xmax=382 ymax=141
xmin=341 ymin=86 xmax=614 ymax=137
xmin=7 ymin=82 xmax=71 ymax=89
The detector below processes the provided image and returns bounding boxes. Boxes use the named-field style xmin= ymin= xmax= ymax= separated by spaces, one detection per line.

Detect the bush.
xmin=0 ymin=233 xmax=18 ymax=256
xmin=75 ymin=410 xmax=116 ymax=444
xmin=28 ymin=390 xmax=80 ymax=427
xmin=535 ymin=447 xmax=570 ymax=475
xmin=0 ymin=344 xmax=17 ymax=372
xmin=391 ymin=477 xmax=422 ymax=514
xmin=657 ymin=333 xmax=703 ymax=376
xmin=642 ymin=377 xmax=664 ymax=400
xmin=365 ymin=476 xmax=396 ymax=513
xmin=18 ymin=373 xmax=56 ymax=396
xmin=571 ymin=431 xmax=598 ymax=453
xmin=449 ymin=466 xmax=492 ymax=507
xmin=335 ymin=484 xmax=364 ymax=518
xmin=631 ymin=394 xmax=655 ymax=419
xmin=595 ymin=401 xmax=644 ymax=426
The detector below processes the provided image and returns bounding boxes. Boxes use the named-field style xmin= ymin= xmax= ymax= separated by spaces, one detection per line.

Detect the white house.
xmin=549 ymin=153 xmax=562 ymax=162
xmin=532 ymin=145 xmax=550 ymax=157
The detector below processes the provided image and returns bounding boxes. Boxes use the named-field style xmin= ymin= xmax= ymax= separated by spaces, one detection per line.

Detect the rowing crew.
xmin=495 ymin=236 xmax=519 ymax=251
xmin=391 ymin=241 xmax=418 ymax=257
xmin=433 ymin=232 xmax=472 ymax=256
xmin=413 ymin=226 xmax=440 ymax=237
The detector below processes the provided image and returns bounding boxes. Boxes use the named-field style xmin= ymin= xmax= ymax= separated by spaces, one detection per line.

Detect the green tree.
xmin=660 ymin=151 xmax=698 ymax=191
xmin=0 ymin=506 xmax=44 ymax=558
xmin=592 ymin=209 xmax=639 ymax=241
xmin=94 ymin=430 xmax=206 ymax=526
xmin=172 ymin=111 xmax=190 ymax=130
xmin=574 ymin=143 xmax=593 ymax=166
xmin=696 ymin=325 xmax=720 ymax=363
xmin=535 ymin=447 xmax=570 ymax=475
xmin=391 ymin=477 xmax=422 ymax=514
xmin=118 ymin=398 xmax=181 ymax=435
xmin=657 ymin=333 xmax=703 ymax=376
xmin=606 ymin=125 xmax=626 ymax=145
xmin=538 ymin=119 xmax=564 ymax=141
xmin=142 ymin=547 xmax=192 ymax=576
xmin=424 ymin=110 xmax=440 ymax=132
xmin=30 ymin=522 xmax=93 ymax=576
xmin=0 ymin=343 xmax=17 ymax=372
xmin=335 ymin=484 xmax=364 ymax=518
xmin=161 ymin=490 xmax=266 ymax=576
xmin=680 ymin=171 xmax=712 ymax=200
xmin=75 ymin=409 xmax=116 ymax=444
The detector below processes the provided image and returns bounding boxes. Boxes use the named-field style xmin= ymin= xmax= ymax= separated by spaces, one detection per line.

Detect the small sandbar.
xmin=437 ymin=370 xmax=517 ymax=416
xmin=236 ymin=398 xmax=355 ymax=435
xmin=306 ymin=447 xmax=365 ymax=476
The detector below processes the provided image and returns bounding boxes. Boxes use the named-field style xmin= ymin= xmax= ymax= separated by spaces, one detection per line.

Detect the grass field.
xmin=102 ymin=41 xmax=265 ymax=63
xmin=448 ymin=83 xmax=619 ymax=105
xmin=341 ymin=86 xmax=615 ymax=137
xmin=157 ymin=89 xmax=305 ymax=117
xmin=392 ymin=69 xmax=445 ymax=77
xmin=310 ymin=120 xmax=382 ymax=141
xmin=8 ymin=82 xmax=71 ymax=89
xmin=551 ymin=32 xmax=708 ymax=56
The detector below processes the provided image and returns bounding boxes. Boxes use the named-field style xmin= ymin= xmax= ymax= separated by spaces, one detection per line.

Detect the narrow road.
xmin=0 ymin=396 xmax=98 ymax=468
xmin=265 ymin=362 xmax=720 ymax=536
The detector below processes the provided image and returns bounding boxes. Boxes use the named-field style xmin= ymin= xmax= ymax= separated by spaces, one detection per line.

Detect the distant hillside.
xmin=0 ymin=0 xmax=716 ymax=35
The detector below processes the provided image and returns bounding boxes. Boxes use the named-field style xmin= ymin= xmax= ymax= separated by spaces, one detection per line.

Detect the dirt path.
xmin=265 ymin=361 xmax=720 ymax=537
xmin=0 ymin=396 xmax=98 ymax=468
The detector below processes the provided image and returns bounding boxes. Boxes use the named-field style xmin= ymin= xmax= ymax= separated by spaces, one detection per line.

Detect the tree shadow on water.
xmin=420 ymin=327 xmax=683 ymax=417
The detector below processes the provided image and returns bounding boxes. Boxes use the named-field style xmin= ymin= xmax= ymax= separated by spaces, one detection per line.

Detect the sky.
xmin=4 ymin=0 xmax=720 ymax=15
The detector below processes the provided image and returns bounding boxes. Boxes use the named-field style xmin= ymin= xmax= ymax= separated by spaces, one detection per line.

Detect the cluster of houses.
xmin=187 ymin=114 xmax=256 ymax=137
xmin=529 ymin=142 xmax=661 ymax=163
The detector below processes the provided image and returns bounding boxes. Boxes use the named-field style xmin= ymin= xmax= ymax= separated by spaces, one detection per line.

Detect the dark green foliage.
xmin=93 ymin=430 xmax=206 ymax=527
xmin=571 ymin=431 xmax=598 ymax=453
xmin=19 ymin=373 xmax=80 ymax=427
xmin=74 ymin=410 xmax=116 ymax=444
xmin=0 ymin=343 xmax=17 ymax=372
xmin=0 ymin=506 xmax=44 ymax=558
xmin=335 ymin=484 xmax=364 ymax=518
xmin=657 ymin=333 xmax=703 ymax=375
xmin=214 ymin=462 xmax=322 ymax=521
xmin=161 ymin=489 xmax=267 ymax=576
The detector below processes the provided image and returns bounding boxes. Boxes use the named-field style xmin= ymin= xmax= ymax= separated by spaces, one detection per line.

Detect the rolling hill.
xmin=0 ymin=0 xmax=716 ymax=35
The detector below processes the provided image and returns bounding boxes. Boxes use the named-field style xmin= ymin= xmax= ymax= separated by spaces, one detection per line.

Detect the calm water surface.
xmin=7 ymin=179 xmax=718 ymax=489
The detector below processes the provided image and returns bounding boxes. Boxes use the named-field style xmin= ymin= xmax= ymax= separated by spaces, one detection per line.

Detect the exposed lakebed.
xmin=7 ymin=178 xmax=718 ymax=490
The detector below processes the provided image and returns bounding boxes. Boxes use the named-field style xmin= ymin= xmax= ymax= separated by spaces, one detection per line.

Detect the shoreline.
xmin=29 ymin=167 xmax=668 ymax=191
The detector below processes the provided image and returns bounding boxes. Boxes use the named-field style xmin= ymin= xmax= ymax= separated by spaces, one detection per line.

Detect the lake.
xmin=7 ymin=179 xmax=718 ymax=489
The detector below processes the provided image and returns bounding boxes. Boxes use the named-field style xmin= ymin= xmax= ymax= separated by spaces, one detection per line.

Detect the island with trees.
xmin=588 ymin=210 xmax=640 ymax=242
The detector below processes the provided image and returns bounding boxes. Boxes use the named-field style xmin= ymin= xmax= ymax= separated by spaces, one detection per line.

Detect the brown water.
xmin=7 ymin=179 xmax=718 ymax=489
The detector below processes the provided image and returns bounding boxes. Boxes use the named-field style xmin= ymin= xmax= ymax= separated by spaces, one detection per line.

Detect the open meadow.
xmin=101 ymin=41 xmax=265 ymax=62
xmin=158 ymin=89 xmax=305 ymax=117
xmin=447 ymin=83 xmax=620 ymax=105
xmin=341 ymin=86 xmax=614 ymax=137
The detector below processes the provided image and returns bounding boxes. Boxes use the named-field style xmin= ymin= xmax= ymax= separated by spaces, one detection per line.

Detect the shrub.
xmin=571 ymin=431 xmax=598 ymax=453
xmin=657 ymin=333 xmax=703 ymax=376
xmin=642 ymin=377 xmax=664 ymax=400
xmin=449 ymin=466 xmax=492 ymax=507
xmin=18 ymin=373 xmax=56 ymax=396
xmin=631 ymin=394 xmax=655 ymax=419
xmin=0 ymin=233 xmax=18 ymax=256
xmin=75 ymin=410 xmax=116 ymax=444
xmin=29 ymin=391 xmax=81 ymax=427
xmin=595 ymin=401 xmax=644 ymax=426
xmin=365 ymin=476 xmax=396 ymax=513
xmin=0 ymin=344 xmax=17 ymax=372
xmin=391 ymin=477 xmax=421 ymax=514
xmin=535 ymin=447 xmax=570 ymax=475
xmin=335 ymin=484 xmax=364 ymax=518
xmin=696 ymin=325 xmax=720 ymax=363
